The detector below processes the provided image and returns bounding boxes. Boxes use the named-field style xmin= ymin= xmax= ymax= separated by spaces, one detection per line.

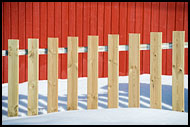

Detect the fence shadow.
xmin=2 ymin=83 xmax=188 ymax=117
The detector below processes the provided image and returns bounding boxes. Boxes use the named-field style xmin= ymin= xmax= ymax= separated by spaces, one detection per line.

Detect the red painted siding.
xmin=2 ymin=2 xmax=188 ymax=83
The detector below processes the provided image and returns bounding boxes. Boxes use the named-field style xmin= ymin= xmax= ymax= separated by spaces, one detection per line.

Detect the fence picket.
xmin=150 ymin=32 xmax=162 ymax=109
xmin=67 ymin=37 xmax=78 ymax=110
xmin=108 ymin=34 xmax=119 ymax=108
xmin=87 ymin=36 xmax=99 ymax=109
xmin=128 ymin=34 xmax=140 ymax=107
xmin=172 ymin=31 xmax=185 ymax=112
xmin=28 ymin=39 xmax=39 ymax=115
xmin=47 ymin=38 xmax=59 ymax=113
xmin=8 ymin=39 xmax=19 ymax=117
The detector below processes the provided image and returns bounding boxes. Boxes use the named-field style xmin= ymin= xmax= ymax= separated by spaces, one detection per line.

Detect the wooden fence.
xmin=7 ymin=31 xmax=186 ymax=117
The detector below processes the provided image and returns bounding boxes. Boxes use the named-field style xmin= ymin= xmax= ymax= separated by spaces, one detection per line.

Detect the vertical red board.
xmin=175 ymin=2 xmax=184 ymax=31
xmin=142 ymin=2 xmax=151 ymax=74
xmin=103 ymin=2 xmax=111 ymax=77
xmin=47 ymin=2 xmax=55 ymax=80
xmin=33 ymin=2 xmax=40 ymax=38
xmin=135 ymin=2 xmax=143 ymax=74
xmin=68 ymin=2 xmax=76 ymax=36
xmin=151 ymin=2 xmax=159 ymax=32
xmin=11 ymin=2 xmax=19 ymax=39
xmin=97 ymin=2 xmax=104 ymax=78
xmin=48 ymin=2 xmax=55 ymax=37
xmin=89 ymin=2 xmax=98 ymax=77
xmin=119 ymin=2 xmax=127 ymax=76
xmin=112 ymin=2 xmax=121 ymax=75
xmin=90 ymin=2 xmax=98 ymax=35
xmin=2 ymin=2 xmax=4 ymax=83
xmin=62 ymin=2 xmax=69 ymax=79
xmin=159 ymin=2 xmax=167 ymax=75
xmin=55 ymin=2 xmax=62 ymax=79
xmin=83 ymin=2 xmax=90 ymax=77
xmin=76 ymin=2 xmax=83 ymax=78
xmin=11 ymin=3 xmax=20 ymax=82
xmin=40 ymin=2 xmax=48 ymax=80
xmin=166 ymin=2 xmax=176 ymax=75
xmin=127 ymin=2 xmax=135 ymax=75
xmin=33 ymin=2 xmax=40 ymax=80
xmin=19 ymin=2 xmax=26 ymax=83
xmin=3 ymin=2 xmax=10 ymax=83
xmin=111 ymin=2 xmax=119 ymax=34
xmin=26 ymin=2 xmax=33 ymax=81
xmin=184 ymin=2 xmax=188 ymax=74
xmin=175 ymin=2 xmax=186 ymax=75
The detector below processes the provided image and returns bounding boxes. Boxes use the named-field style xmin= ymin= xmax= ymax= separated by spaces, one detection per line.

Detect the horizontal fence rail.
xmin=2 ymin=42 xmax=188 ymax=56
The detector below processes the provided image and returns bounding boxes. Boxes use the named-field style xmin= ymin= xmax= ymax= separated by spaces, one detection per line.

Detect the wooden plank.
xmin=2 ymin=2 xmax=3 ymax=83
xmin=166 ymin=2 xmax=176 ymax=75
xmin=90 ymin=2 xmax=98 ymax=35
xmin=175 ymin=2 xmax=184 ymax=31
xmin=47 ymin=38 xmax=58 ymax=113
xmin=135 ymin=2 xmax=143 ymax=74
xmin=150 ymin=32 xmax=162 ymax=109
xmin=48 ymin=2 xmax=55 ymax=37
xmin=127 ymin=2 xmax=135 ymax=75
xmin=39 ymin=2 xmax=47 ymax=80
xmin=11 ymin=2 xmax=20 ymax=84
xmin=97 ymin=2 xmax=104 ymax=78
xmin=108 ymin=34 xmax=119 ymax=108
xmin=111 ymin=2 xmax=119 ymax=34
xmin=172 ymin=31 xmax=185 ymax=112
xmin=184 ymin=2 xmax=188 ymax=75
xmin=8 ymin=39 xmax=19 ymax=117
xmin=3 ymin=2 xmax=11 ymax=83
xmin=67 ymin=37 xmax=78 ymax=110
xmin=119 ymin=2 xmax=127 ymax=76
xmin=76 ymin=2 xmax=83 ymax=78
xmin=19 ymin=2 xmax=26 ymax=83
xmin=128 ymin=34 xmax=140 ymax=108
xmin=55 ymin=2 xmax=62 ymax=79
xmin=83 ymin=2 xmax=90 ymax=77
xmin=142 ymin=2 xmax=151 ymax=74
xmin=103 ymin=2 xmax=111 ymax=78
xmin=159 ymin=2 xmax=167 ymax=75
xmin=28 ymin=39 xmax=39 ymax=116
xmin=87 ymin=36 xmax=99 ymax=109
xmin=25 ymin=2 xmax=33 ymax=81
xmin=62 ymin=2 xmax=69 ymax=79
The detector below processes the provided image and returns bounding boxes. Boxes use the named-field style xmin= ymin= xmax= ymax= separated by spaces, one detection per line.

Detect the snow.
xmin=2 ymin=108 xmax=188 ymax=125
xmin=2 ymin=74 xmax=188 ymax=125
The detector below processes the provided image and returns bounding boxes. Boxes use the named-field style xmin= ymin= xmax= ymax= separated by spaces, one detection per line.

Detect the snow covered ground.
xmin=2 ymin=74 xmax=188 ymax=125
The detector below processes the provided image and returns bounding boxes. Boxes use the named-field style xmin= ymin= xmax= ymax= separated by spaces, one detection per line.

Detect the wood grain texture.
xmin=87 ymin=36 xmax=99 ymax=109
xmin=8 ymin=40 xmax=19 ymax=117
xmin=150 ymin=32 xmax=162 ymax=109
xmin=28 ymin=39 xmax=39 ymax=115
xmin=47 ymin=38 xmax=58 ymax=113
xmin=67 ymin=37 xmax=78 ymax=110
xmin=172 ymin=31 xmax=185 ymax=112
xmin=128 ymin=34 xmax=140 ymax=108
xmin=108 ymin=34 xmax=119 ymax=108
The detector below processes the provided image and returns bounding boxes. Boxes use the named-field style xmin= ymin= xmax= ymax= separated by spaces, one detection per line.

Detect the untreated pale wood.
xmin=67 ymin=37 xmax=78 ymax=110
xmin=87 ymin=36 xmax=99 ymax=109
xmin=128 ymin=34 xmax=140 ymax=108
xmin=8 ymin=39 xmax=19 ymax=117
xmin=28 ymin=39 xmax=39 ymax=115
xmin=47 ymin=38 xmax=58 ymax=113
xmin=172 ymin=31 xmax=185 ymax=112
xmin=150 ymin=32 xmax=162 ymax=109
xmin=108 ymin=34 xmax=119 ymax=108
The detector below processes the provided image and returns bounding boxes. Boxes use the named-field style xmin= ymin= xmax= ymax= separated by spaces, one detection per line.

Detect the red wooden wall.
xmin=2 ymin=2 xmax=188 ymax=83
